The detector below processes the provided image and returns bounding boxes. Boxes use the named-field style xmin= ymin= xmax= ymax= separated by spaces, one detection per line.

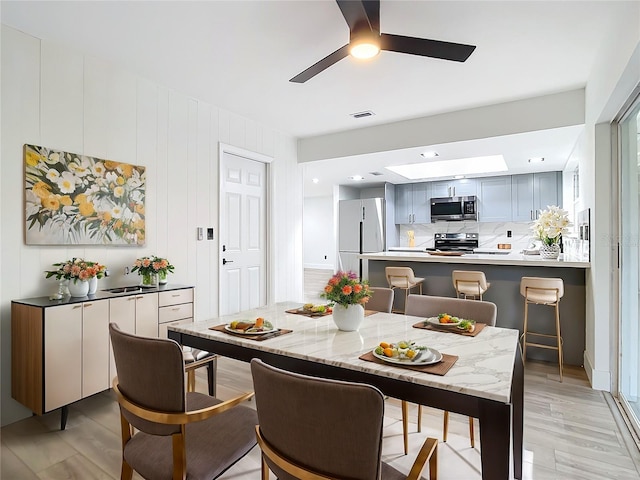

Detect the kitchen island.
xmin=362 ymin=251 xmax=589 ymax=366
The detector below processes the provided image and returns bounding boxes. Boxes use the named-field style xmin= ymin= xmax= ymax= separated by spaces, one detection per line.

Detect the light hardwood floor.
xmin=2 ymin=269 xmax=639 ymax=479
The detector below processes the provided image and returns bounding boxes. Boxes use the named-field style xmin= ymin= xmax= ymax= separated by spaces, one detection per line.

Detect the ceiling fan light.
xmin=349 ymin=29 xmax=380 ymax=59
xmin=350 ymin=42 xmax=380 ymax=59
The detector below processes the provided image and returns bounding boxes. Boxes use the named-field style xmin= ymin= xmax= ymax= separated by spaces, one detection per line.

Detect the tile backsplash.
xmin=397 ymin=221 xmax=587 ymax=260
xmin=399 ymin=221 xmax=539 ymax=252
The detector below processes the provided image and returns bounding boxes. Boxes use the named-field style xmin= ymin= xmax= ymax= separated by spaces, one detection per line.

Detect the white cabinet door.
xmin=135 ymin=293 xmax=159 ymax=338
xmin=82 ymin=300 xmax=110 ymax=396
xmin=45 ymin=304 xmax=82 ymax=412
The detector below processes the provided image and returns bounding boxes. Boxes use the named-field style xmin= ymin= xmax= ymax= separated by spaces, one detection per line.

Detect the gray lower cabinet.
xmin=478 ymin=176 xmax=512 ymax=222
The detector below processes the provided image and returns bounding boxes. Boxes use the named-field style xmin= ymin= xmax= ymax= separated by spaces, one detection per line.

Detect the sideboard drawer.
xmin=159 ymin=303 xmax=193 ymax=323
xmin=159 ymin=289 xmax=193 ymax=307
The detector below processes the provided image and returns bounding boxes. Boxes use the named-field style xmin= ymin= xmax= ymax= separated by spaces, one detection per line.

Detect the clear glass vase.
xmin=158 ymin=270 xmax=168 ymax=285
xmin=141 ymin=271 xmax=158 ymax=287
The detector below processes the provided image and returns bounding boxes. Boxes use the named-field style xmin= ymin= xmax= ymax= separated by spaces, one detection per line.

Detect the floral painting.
xmin=24 ymin=144 xmax=146 ymax=245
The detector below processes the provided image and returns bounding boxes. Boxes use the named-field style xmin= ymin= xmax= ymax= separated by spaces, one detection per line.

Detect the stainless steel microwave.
xmin=430 ymin=196 xmax=478 ymax=222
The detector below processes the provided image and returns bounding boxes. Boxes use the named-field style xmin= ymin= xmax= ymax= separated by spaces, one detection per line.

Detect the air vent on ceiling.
xmin=369 ymin=171 xmax=383 ymax=176
xmin=350 ymin=110 xmax=375 ymax=119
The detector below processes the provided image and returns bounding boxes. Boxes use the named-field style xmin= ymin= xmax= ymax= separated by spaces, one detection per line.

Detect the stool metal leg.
xmin=556 ymin=302 xmax=563 ymax=382
xmin=522 ymin=299 xmax=529 ymax=364
xmin=443 ymin=411 xmax=449 ymax=442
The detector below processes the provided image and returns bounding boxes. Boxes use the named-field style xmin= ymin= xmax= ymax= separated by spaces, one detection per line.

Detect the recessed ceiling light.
xmin=420 ymin=151 xmax=439 ymax=158
xmin=349 ymin=175 xmax=364 ymax=181
xmin=528 ymin=157 xmax=545 ymax=163
xmin=385 ymin=155 xmax=508 ymax=180
xmin=312 ymin=178 xmax=319 ymax=184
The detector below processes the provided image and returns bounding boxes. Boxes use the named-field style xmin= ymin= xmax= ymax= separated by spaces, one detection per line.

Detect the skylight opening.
xmin=385 ymin=155 xmax=508 ymax=180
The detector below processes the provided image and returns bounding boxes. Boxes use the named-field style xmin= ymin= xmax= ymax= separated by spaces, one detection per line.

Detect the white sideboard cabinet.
xmin=11 ymin=285 xmax=194 ymax=430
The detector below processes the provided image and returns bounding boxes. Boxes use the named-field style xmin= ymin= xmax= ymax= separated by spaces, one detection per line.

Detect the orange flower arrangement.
xmin=321 ymin=271 xmax=372 ymax=306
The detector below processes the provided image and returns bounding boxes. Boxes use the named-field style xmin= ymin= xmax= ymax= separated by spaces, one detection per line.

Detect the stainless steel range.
xmin=432 ymin=233 xmax=479 ymax=252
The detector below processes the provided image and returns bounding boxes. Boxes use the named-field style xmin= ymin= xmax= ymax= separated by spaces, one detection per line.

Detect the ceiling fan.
xmin=290 ymin=0 xmax=476 ymax=83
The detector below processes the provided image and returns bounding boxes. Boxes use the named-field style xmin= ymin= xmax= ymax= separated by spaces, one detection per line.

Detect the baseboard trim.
xmin=304 ymin=264 xmax=334 ymax=270
xmin=584 ymin=350 xmax=611 ymax=391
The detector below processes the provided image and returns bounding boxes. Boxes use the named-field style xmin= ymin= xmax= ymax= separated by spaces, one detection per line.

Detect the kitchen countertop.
xmin=361 ymin=251 xmax=590 ymax=268
xmin=12 ymin=283 xmax=194 ymax=308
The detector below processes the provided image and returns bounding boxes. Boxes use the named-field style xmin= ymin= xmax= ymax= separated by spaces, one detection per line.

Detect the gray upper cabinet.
xmin=395 ymin=183 xmax=430 ymax=224
xmin=512 ymin=172 xmax=562 ymax=221
xmin=478 ymin=176 xmax=512 ymax=222
xmin=431 ymin=179 xmax=477 ymax=198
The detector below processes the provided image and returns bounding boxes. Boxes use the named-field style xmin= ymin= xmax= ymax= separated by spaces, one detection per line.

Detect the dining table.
xmin=168 ymin=301 xmax=523 ymax=480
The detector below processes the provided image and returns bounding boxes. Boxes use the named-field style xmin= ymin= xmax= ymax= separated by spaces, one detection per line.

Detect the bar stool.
xmin=385 ymin=266 xmax=424 ymax=313
xmin=452 ymin=270 xmax=490 ymax=300
xmin=520 ymin=276 xmax=564 ymax=381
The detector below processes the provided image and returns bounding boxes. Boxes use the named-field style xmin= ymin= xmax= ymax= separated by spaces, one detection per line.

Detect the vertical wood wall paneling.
xmin=1 ymin=27 xmax=42 ymax=424
xmin=195 ymin=103 xmax=212 ymax=320
xmin=136 ymin=78 xmax=159 ymax=280
xmin=166 ymin=91 xmax=189 ymax=277
xmin=209 ymin=107 xmax=221 ymax=317
xmin=186 ymin=99 xmax=199 ymax=287
xmin=155 ymin=86 xmax=170 ymax=258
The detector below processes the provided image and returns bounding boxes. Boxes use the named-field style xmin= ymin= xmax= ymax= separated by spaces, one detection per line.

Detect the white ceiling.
xmin=1 ymin=1 xmax=626 ymax=195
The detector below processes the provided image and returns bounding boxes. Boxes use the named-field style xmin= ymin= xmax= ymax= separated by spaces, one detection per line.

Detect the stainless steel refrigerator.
xmin=338 ymin=198 xmax=385 ymax=279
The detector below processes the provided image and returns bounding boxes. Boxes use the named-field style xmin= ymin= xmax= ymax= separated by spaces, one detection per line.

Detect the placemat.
xmin=412 ymin=321 xmax=486 ymax=337
xmin=209 ymin=324 xmax=292 ymax=341
xmin=358 ymin=351 xmax=458 ymax=376
xmin=285 ymin=308 xmax=379 ymax=318
xmin=285 ymin=308 xmax=331 ymax=318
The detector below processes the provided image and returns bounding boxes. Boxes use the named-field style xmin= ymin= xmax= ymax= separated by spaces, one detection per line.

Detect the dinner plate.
xmin=372 ymin=347 xmax=442 ymax=366
xmin=224 ymin=320 xmax=276 ymax=335
xmin=426 ymin=316 xmax=462 ymax=328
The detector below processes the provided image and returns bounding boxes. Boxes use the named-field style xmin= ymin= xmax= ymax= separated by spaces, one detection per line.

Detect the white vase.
xmin=88 ymin=276 xmax=98 ymax=295
xmin=68 ymin=279 xmax=89 ymax=297
xmin=332 ymin=304 xmax=365 ymax=331
xmin=540 ymin=243 xmax=561 ymax=259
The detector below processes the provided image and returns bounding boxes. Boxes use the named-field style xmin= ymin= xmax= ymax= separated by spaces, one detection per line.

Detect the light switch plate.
xmin=197 ymin=227 xmax=204 ymax=241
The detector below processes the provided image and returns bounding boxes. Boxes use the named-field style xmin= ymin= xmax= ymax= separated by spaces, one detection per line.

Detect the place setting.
xmin=413 ymin=313 xmax=487 ymax=337
xmin=209 ymin=317 xmax=292 ymax=341
xmin=359 ymin=339 xmax=458 ymax=375
xmin=285 ymin=302 xmax=380 ymax=318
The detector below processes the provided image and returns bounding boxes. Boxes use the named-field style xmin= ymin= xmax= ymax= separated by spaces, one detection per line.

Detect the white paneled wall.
xmin=0 ymin=25 xmax=302 ymax=426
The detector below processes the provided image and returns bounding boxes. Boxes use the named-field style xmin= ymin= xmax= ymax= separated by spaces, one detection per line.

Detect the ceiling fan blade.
xmin=289 ymin=45 xmax=350 ymax=83
xmin=380 ymin=33 xmax=476 ymax=62
xmin=337 ymin=0 xmax=380 ymax=33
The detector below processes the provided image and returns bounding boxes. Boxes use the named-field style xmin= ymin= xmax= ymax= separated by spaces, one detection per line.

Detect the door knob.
xmin=222 ymin=258 xmax=233 ymax=265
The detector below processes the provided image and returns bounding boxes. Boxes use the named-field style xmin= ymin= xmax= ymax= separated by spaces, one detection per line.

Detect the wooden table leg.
xmin=479 ymin=401 xmax=511 ymax=480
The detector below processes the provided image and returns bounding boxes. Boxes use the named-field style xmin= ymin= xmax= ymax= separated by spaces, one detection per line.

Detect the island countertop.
xmin=360 ymin=251 xmax=590 ymax=269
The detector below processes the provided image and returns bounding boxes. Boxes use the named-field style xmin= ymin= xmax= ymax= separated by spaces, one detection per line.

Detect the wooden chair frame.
xmin=112 ymin=378 xmax=253 ymax=480
xmin=255 ymin=425 xmax=438 ymax=480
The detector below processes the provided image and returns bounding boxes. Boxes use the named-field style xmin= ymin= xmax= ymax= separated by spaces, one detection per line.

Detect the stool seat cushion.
xmin=523 ymin=288 xmax=560 ymax=304
xmin=456 ymin=280 xmax=490 ymax=296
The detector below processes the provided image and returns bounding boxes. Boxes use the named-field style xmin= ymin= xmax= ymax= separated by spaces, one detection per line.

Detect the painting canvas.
xmin=24 ymin=144 xmax=146 ymax=245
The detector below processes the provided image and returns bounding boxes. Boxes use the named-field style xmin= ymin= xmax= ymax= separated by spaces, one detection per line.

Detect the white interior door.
xmin=220 ymin=149 xmax=267 ymax=315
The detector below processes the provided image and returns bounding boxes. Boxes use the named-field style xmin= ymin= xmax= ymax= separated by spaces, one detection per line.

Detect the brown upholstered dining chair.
xmin=250 ymin=358 xmax=438 ymax=480
xmin=109 ymin=323 xmax=258 ymax=480
xmin=403 ymin=295 xmax=497 ymax=451
xmin=367 ymin=286 xmax=395 ymax=313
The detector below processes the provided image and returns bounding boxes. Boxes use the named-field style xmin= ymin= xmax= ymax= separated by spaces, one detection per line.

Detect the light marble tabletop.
xmin=169 ymin=302 xmax=520 ymax=404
